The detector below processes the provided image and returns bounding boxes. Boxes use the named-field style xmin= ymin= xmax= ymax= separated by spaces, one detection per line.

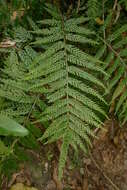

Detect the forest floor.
xmin=2 ymin=119 xmax=127 ymax=190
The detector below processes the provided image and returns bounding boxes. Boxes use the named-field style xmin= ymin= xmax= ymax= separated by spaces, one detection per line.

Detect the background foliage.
xmin=0 ymin=0 xmax=127 ymax=183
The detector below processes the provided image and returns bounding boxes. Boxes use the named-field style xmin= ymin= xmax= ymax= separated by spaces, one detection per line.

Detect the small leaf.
xmin=95 ymin=17 xmax=104 ymax=25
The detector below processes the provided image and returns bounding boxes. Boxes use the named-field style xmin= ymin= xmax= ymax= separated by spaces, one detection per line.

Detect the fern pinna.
xmin=25 ymin=9 xmax=107 ymax=178
xmin=96 ymin=19 xmax=127 ymax=125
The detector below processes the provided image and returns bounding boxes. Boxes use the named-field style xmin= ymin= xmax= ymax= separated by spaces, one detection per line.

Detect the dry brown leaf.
xmin=113 ymin=136 xmax=119 ymax=146
xmin=11 ymin=11 xmax=17 ymax=21
xmin=8 ymin=171 xmax=24 ymax=188
xmin=46 ymin=180 xmax=56 ymax=190
xmin=74 ymin=187 xmax=81 ymax=190
xmin=95 ymin=17 xmax=104 ymax=25
xmin=0 ymin=39 xmax=16 ymax=48
xmin=83 ymin=158 xmax=91 ymax=165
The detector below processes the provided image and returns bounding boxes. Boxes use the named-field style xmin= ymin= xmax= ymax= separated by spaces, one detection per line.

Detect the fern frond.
xmin=87 ymin=0 xmax=100 ymax=25
xmin=65 ymin=25 xmax=95 ymax=35
xmin=108 ymin=24 xmax=127 ymax=42
xmin=115 ymin=90 xmax=127 ymax=113
xmin=27 ymin=12 xmax=107 ymax=178
xmin=66 ymin=33 xmax=98 ymax=45
xmin=97 ymin=18 xmax=127 ymax=125
xmin=68 ymin=66 xmax=105 ymax=89
xmin=68 ymin=78 xmax=107 ymax=104
xmin=37 ymin=19 xmax=61 ymax=26
xmin=66 ymin=17 xmax=90 ymax=25
xmin=31 ymin=27 xmax=61 ymax=36
xmin=0 ymin=47 xmax=40 ymax=121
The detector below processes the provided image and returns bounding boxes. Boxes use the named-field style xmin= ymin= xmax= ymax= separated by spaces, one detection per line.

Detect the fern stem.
xmin=61 ymin=14 xmax=70 ymax=126
xmin=23 ymin=95 xmax=39 ymax=126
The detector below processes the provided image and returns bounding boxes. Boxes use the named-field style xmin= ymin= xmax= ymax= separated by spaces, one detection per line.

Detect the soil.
xmin=3 ymin=119 xmax=127 ymax=190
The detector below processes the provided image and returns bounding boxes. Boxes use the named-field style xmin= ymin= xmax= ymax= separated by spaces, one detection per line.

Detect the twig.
xmin=102 ymin=0 xmax=106 ymax=40
xmin=113 ymin=0 xmax=118 ymax=11
xmin=11 ymin=138 xmax=19 ymax=149
xmin=114 ymin=3 xmax=121 ymax=24
xmin=89 ymin=152 xmax=120 ymax=190
xmin=23 ymin=95 xmax=39 ymax=126
xmin=76 ymin=0 xmax=80 ymax=14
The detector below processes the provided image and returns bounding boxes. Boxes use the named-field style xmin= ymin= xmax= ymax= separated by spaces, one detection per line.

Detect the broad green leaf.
xmin=0 ymin=115 xmax=29 ymax=137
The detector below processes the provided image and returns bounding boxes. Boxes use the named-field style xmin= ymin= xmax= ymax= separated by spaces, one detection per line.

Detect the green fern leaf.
xmin=26 ymin=12 xmax=107 ymax=179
